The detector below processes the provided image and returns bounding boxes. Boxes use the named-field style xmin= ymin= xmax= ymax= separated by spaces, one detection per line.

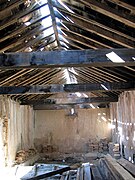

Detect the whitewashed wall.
xmin=0 ymin=96 xmax=34 ymax=167
xmin=34 ymin=108 xmax=111 ymax=153
xmin=110 ymin=91 xmax=135 ymax=162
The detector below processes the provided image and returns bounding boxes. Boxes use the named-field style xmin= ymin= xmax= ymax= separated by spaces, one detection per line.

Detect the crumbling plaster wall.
xmin=0 ymin=96 xmax=34 ymax=167
xmin=34 ymin=108 xmax=111 ymax=153
xmin=110 ymin=91 xmax=135 ymax=162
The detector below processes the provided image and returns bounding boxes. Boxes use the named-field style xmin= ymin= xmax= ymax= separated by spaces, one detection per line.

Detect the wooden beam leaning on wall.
xmin=20 ymin=96 xmax=118 ymax=105
xmin=0 ymin=81 xmax=135 ymax=95
xmin=0 ymin=48 xmax=134 ymax=68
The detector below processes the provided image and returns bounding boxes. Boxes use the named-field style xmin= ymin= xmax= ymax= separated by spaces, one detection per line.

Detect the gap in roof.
xmin=63 ymin=68 xmax=78 ymax=84
xmin=101 ymin=84 xmax=108 ymax=90
xmin=38 ymin=1 xmax=54 ymax=38
xmin=57 ymin=0 xmax=74 ymax=14
xmin=37 ymin=0 xmax=74 ymax=49
xmin=106 ymin=52 xmax=125 ymax=63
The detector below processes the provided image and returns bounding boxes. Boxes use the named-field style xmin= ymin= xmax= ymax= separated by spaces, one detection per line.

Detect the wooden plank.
xmin=21 ymin=167 xmax=71 ymax=180
xmin=0 ymin=49 xmax=134 ymax=68
xmin=117 ymin=158 xmax=135 ymax=177
xmin=91 ymin=165 xmax=103 ymax=180
xmin=0 ymin=81 xmax=135 ymax=95
xmin=83 ymin=163 xmax=92 ymax=180
xmin=79 ymin=167 xmax=84 ymax=180
xmin=104 ymin=155 xmax=134 ymax=180
xmin=20 ymin=97 xmax=118 ymax=105
xmin=76 ymin=168 xmax=80 ymax=180
xmin=21 ymin=164 xmax=79 ymax=180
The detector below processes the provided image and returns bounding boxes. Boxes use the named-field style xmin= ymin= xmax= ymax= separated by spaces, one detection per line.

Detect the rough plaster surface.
xmin=0 ymin=96 xmax=34 ymax=167
xmin=110 ymin=91 xmax=135 ymax=162
xmin=34 ymin=108 xmax=111 ymax=153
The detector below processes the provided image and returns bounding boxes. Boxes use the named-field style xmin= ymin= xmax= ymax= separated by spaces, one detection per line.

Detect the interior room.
xmin=0 ymin=0 xmax=135 ymax=179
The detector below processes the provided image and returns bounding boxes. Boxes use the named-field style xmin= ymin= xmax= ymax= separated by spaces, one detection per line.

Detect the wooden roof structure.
xmin=0 ymin=0 xmax=135 ymax=109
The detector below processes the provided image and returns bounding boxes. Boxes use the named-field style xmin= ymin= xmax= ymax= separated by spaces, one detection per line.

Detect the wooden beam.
xmin=60 ymin=12 xmax=135 ymax=48
xmin=117 ymin=158 xmax=135 ymax=178
xmin=56 ymin=3 xmax=134 ymax=42
xmin=20 ymin=96 xmax=118 ymax=105
xmin=48 ymin=0 xmax=61 ymax=49
xmin=106 ymin=0 xmax=135 ymax=14
xmin=79 ymin=0 xmax=135 ymax=28
xmin=0 ymin=81 xmax=135 ymax=95
xmin=33 ymin=104 xmax=108 ymax=110
xmin=0 ymin=0 xmax=24 ymax=19
xmin=61 ymin=26 xmax=112 ymax=49
xmin=63 ymin=33 xmax=98 ymax=49
xmin=0 ymin=22 xmax=52 ymax=52
xmin=22 ymin=166 xmax=71 ymax=180
xmin=104 ymin=155 xmax=135 ymax=180
xmin=0 ymin=2 xmax=48 ymax=31
xmin=0 ymin=49 xmax=134 ymax=68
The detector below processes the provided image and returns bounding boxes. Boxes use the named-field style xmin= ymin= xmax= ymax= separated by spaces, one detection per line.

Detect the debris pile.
xmin=109 ymin=143 xmax=120 ymax=159
xmin=88 ymin=138 xmax=109 ymax=152
xmin=15 ymin=148 xmax=37 ymax=164
xmin=99 ymin=138 xmax=108 ymax=151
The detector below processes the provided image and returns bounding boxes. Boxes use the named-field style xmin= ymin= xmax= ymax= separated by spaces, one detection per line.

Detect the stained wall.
xmin=110 ymin=91 xmax=135 ymax=162
xmin=0 ymin=96 xmax=34 ymax=167
xmin=34 ymin=108 xmax=111 ymax=153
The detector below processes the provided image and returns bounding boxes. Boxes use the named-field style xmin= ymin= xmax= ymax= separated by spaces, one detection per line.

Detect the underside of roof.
xmin=0 ymin=0 xmax=135 ymax=109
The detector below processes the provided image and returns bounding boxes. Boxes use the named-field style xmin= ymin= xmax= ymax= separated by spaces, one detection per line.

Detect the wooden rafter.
xmin=54 ymin=1 xmax=135 ymax=40
xmin=0 ymin=0 xmax=24 ymax=18
xmin=48 ymin=0 xmax=61 ymax=49
xmin=78 ymin=0 xmax=135 ymax=28
xmin=0 ymin=2 xmax=48 ymax=31
xmin=59 ymin=11 xmax=135 ymax=48
xmin=106 ymin=0 xmax=135 ymax=14
xmin=61 ymin=26 xmax=112 ymax=48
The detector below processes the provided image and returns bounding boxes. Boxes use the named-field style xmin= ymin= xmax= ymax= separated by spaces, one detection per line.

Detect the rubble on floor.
xmin=0 ymin=153 xmax=135 ymax=180
xmin=87 ymin=138 xmax=109 ymax=152
xmin=14 ymin=149 xmax=37 ymax=165
xmin=109 ymin=143 xmax=120 ymax=159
